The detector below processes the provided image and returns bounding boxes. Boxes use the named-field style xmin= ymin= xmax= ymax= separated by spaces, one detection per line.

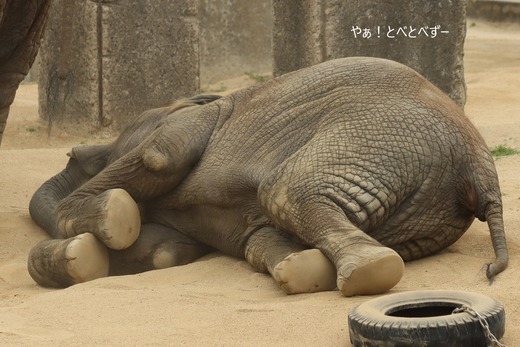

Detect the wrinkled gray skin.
xmin=0 ymin=0 xmax=52 ymax=144
xmin=29 ymin=57 xmax=508 ymax=296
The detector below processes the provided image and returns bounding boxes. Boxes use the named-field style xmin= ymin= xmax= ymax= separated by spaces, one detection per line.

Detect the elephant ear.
xmin=188 ymin=94 xmax=222 ymax=105
xmin=165 ymin=94 xmax=222 ymax=115
xmin=67 ymin=144 xmax=113 ymax=177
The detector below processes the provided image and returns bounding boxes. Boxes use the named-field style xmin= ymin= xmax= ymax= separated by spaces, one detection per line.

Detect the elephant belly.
xmin=147 ymin=203 xmax=269 ymax=258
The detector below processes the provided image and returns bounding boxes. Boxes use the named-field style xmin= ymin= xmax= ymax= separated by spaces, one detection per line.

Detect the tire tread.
xmin=348 ymin=290 xmax=505 ymax=347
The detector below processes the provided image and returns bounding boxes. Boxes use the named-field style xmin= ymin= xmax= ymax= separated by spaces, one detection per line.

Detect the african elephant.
xmin=28 ymin=57 xmax=508 ymax=297
xmin=0 ymin=0 xmax=52 ymax=145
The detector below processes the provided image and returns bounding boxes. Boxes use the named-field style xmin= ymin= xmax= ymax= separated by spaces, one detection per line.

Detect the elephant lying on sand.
xmin=28 ymin=57 xmax=508 ymax=297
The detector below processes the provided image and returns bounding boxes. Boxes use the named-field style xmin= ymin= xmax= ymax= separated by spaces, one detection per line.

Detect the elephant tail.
xmin=465 ymin=146 xmax=508 ymax=282
xmin=484 ymin=201 xmax=509 ymax=282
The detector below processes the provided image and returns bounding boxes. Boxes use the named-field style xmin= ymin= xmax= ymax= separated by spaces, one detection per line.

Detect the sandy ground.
xmin=0 ymin=19 xmax=519 ymax=346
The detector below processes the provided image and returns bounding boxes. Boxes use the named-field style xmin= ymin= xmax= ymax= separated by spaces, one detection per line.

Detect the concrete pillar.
xmin=39 ymin=0 xmax=199 ymax=135
xmin=198 ymin=0 xmax=272 ymax=85
xmin=467 ymin=0 xmax=520 ymax=23
xmin=273 ymin=0 xmax=467 ymax=107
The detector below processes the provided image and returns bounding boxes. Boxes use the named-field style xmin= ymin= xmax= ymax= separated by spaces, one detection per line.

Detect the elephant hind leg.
xmin=258 ymin=181 xmax=404 ymax=297
xmin=245 ymin=226 xmax=337 ymax=294
xmin=27 ymin=223 xmax=213 ymax=287
xmin=301 ymin=212 xmax=403 ymax=296
xmin=109 ymin=223 xmax=213 ymax=276
xmin=305 ymin=213 xmax=404 ymax=296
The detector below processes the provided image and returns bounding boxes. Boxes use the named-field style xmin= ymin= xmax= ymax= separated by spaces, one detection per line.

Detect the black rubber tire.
xmin=348 ymin=290 xmax=505 ymax=347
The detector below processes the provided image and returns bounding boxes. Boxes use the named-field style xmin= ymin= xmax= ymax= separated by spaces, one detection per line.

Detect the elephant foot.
xmin=152 ymin=245 xmax=178 ymax=269
xmin=90 ymin=188 xmax=141 ymax=250
xmin=108 ymin=223 xmax=213 ymax=276
xmin=57 ymin=188 xmax=141 ymax=250
xmin=28 ymin=233 xmax=109 ymax=288
xmin=272 ymin=249 xmax=337 ymax=294
xmin=108 ymin=244 xmax=189 ymax=276
xmin=337 ymin=246 xmax=404 ymax=297
xmin=150 ymin=242 xmax=211 ymax=269
xmin=96 ymin=189 xmax=141 ymax=249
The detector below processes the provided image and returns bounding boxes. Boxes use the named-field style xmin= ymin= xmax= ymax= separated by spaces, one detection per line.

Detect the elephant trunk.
xmin=484 ymin=202 xmax=508 ymax=281
xmin=29 ymin=159 xmax=91 ymax=238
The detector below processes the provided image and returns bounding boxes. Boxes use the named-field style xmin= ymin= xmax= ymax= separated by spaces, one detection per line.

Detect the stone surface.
xmin=198 ymin=0 xmax=272 ymax=85
xmin=39 ymin=1 xmax=468 ymax=133
xmin=467 ymin=0 xmax=520 ymax=23
xmin=39 ymin=0 xmax=199 ymax=135
xmin=273 ymin=0 xmax=468 ymax=107
xmin=38 ymin=1 xmax=97 ymax=134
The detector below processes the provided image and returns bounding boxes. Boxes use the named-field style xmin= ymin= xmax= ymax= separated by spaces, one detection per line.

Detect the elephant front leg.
xmin=55 ymin=109 xmax=217 ymax=250
xmin=57 ymin=188 xmax=141 ymax=250
xmin=28 ymin=223 xmax=213 ymax=287
xmin=54 ymin=148 xmax=187 ymax=250
xmin=109 ymin=223 xmax=213 ymax=275
xmin=245 ymin=226 xmax=336 ymax=294
xmin=28 ymin=233 xmax=109 ymax=288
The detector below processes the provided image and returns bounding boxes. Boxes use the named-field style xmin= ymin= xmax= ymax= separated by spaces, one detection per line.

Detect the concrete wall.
xmin=38 ymin=0 xmax=272 ymax=135
xmin=39 ymin=0 xmax=470 ymax=135
xmin=198 ymin=0 xmax=272 ymax=85
xmin=273 ymin=0 xmax=468 ymax=107
xmin=467 ymin=0 xmax=520 ymax=22
xmin=39 ymin=0 xmax=98 ymax=133
xmin=39 ymin=0 xmax=199 ymax=135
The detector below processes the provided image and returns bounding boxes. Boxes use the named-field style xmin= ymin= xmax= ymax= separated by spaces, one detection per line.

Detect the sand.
xmin=0 ymin=19 xmax=519 ymax=346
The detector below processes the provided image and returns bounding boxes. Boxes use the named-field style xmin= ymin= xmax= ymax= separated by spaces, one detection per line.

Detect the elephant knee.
xmin=142 ymin=145 xmax=172 ymax=172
